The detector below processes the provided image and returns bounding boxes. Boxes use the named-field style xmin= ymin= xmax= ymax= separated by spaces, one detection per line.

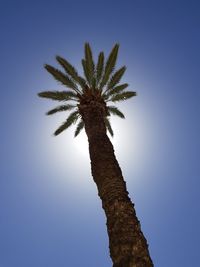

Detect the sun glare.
xmin=74 ymin=131 xmax=89 ymax=157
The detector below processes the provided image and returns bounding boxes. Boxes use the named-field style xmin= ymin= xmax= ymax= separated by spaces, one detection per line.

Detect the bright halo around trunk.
xmin=74 ymin=131 xmax=89 ymax=157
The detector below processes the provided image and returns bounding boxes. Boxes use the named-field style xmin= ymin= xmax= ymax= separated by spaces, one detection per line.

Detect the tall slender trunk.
xmin=79 ymin=101 xmax=153 ymax=267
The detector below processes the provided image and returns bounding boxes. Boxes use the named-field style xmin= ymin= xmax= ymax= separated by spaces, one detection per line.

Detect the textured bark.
xmin=79 ymin=101 xmax=153 ymax=267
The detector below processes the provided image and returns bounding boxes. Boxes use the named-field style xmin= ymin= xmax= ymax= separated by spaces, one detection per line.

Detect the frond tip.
xmin=74 ymin=120 xmax=84 ymax=137
xmin=104 ymin=118 xmax=114 ymax=137
xmin=110 ymin=91 xmax=137 ymax=102
xmin=107 ymin=106 xmax=125 ymax=118
xmin=46 ymin=104 xmax=75 ymax=115
xmin=54 ymin=111 xmax=79 ymax=136
xmin=38 ymin=91 xmax=78 ymax=101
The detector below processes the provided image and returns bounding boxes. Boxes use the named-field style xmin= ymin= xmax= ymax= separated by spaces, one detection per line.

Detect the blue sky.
xmin=0 ymin=0 xmax=200 ymax=266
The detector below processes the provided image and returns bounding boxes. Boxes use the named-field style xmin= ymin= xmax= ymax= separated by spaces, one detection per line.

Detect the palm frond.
xmin=56 ymin=55 xmax=87 ymax=91
xmin=82 ymin=59 xmax=90 ymax=86
xmin=107 ymin=106 xmax=125 ymax=118
xmin=99 ymin=44 xmax=119 ymax=90
xmin=103 ymin=83 xmax=129 ymax=99
xmin=110 ymin=91 xmax=137 ymax=102
xmin=56 ymin=56 xmax=79 ymax=81
xmin=84 ymin=43 xmax=95 ymax=85
xmin=44 ymin=64 xmax=79 ymax=92
xmin=109 ymin=83 xmax=129 ymax=94
xmin=74 ymin=119 xmax=84 ymax=137
xmin=38 ymin=91 xmax=78 ymax=101
xmin=92 ymin=77 xmax=97 ymax=90
xmin=96 ymin=52 xmax=104 ymax=85
xmin=104 ymin=117 xmax=114 ymax=137
xmin=106 ymin=66 xmax=126 ymax=91
xmin=77 ymin=76 xmax=87 ymax=90
xmin=54 ymin=111 xmax=79 ymax=136
xmin=46 ymin=104 xmax=76 ymax=115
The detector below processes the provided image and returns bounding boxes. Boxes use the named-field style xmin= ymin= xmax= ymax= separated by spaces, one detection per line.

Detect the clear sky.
xmin=1 ymin=0 xmax=199 ymax=266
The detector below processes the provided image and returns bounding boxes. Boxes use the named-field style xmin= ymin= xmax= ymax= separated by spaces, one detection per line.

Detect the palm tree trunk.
xmin=79 ymin=101 xmax=153 ymax=267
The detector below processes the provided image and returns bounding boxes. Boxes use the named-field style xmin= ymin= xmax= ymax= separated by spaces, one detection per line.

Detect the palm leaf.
xmin=54 ymin=111 xmax=79 ymax=136
xmin=106 ymin=66 xmax=126 ymax=91
xmin=44 ymin=64 xmax=78 ymax=92
xmin=109 ymin=83 xmax=129 ymax=94
xmin=99 ymin=44 xmax=119 ymax=90
xmin=104 ymin=117 xmax=114 ymax=137
xmin=74 ymin=119 xmax=84 ymax=137
xmin=82 ymin=59 xmax=90 ymax=86
xmin=56 ymin=56 xmax=86 ymax=91
xmin=103 ymin=83 xmax=129 ymax=99
xmin=38 ymin=91 xmax=78 ymax=101
xmin=84 ymin=43 xmax=95 ymax=85
xmin=110 ymin=91 xmax=137 ymax=102
xmin=92 ymin=77 xmax=97 ymax=90
xmin=77 ymin=76 xmax=87 ymax=90
xmin=46 ymin=104 xmax=76 ymax=115
xmin=96 ymin=52 xmax=104 ymax=85
xmin=56 ymin=56 xmax=79 ymax=81
xmin=107 ymin=106 xmax=125 ymax=118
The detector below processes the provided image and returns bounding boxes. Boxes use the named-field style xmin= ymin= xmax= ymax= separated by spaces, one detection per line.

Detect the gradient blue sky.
xmin=1 ymin=1 xmax=200 ymax=266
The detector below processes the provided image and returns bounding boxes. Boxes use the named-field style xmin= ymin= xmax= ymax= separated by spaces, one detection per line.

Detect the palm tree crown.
xmin=38 ymin=43 xmax=136 ymax=137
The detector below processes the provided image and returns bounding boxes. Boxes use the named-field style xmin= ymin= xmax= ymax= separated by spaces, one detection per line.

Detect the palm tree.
xmin=38 ymin=43 xmax=153 ymax=267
